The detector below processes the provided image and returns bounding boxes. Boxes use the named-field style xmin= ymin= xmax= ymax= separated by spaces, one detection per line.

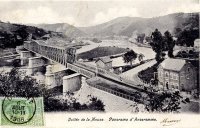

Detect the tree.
xmin=87 ymin=95 xmax=105 ymax=111
xmin=176 ymin=28 xmax=198 ymax=47
xmin=0 ymin=68 xmax=105 ymax=112
xmin=123 ymin=50 xmax=137 ymax=66
xmin=0 ymin=68 xmax=43 ymax=97
xmin=145 ymin=91 xmax=182 ymax=113
xmin=150 ymin=29 xmax=164 ymax=62
xmin=138 ymin=53 xmax=145 ymax=62
xmin=163 ymin=31 xmax=175 ymax=58
xmin=173 ymin=27 xmax=182 ymax=38
xmin=128 ymin=89 xmax=183 ymax=113
xmin=145 ymin=36 xmax=152 ymax=43
xmin=136 ymin=33 xmax=145 ymax=43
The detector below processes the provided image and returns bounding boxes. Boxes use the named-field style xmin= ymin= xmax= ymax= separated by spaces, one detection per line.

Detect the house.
xmin=194 ymin=39 xmax=200 ymax=51
xmin=157 ymin=58 xmax=197 ymax=91
xmin=95 ymin=57 xmax=112 ymax=70
xmin=16 ymin=35 xmax=22 ymax=40
xmin=41 ymin=34 xmax=50 ymax=40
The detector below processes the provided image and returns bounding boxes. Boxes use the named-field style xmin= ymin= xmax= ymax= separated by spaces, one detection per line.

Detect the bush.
xmin=91 ymin=38 xmax=102 ymax=43
xmin=0 ymin=59 xmax=21 ymax=67
xmin=44 ymin=94 xmax=105 ymax=112
xmin=12 ymin=59 xmax=21 ymax=67
xmin=189 ymin=50 xmax=194 ymax=54
xmin=138 ymin=63 xmax=159 ymax=84
xmin=185 ymin=98 xmax=190 ymax=103
xmin=145 ymin=91 xmax=182 ymax=113
xmin=87 ymin=95 xmax=105 ymax=111
xmin=37 ymin=65 xmax=46 ymax=74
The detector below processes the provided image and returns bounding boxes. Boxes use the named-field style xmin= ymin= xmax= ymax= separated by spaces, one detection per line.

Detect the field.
xmin=77 ymin=46 xmax=129 ymax=60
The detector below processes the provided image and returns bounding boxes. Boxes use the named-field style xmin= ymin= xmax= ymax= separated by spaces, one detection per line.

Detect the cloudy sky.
xmin=0 ymin=0 xmax=199 ymax=27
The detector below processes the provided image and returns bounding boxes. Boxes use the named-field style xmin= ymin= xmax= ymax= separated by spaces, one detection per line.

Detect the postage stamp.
xmin=0 ymin=97 xmax=44 ymax=126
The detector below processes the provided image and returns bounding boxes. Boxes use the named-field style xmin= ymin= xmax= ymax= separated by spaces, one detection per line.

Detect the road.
xmin=77 ymin=39 xmax=157 ymax=86
xmin=120 ymin=59 xmax=157 ymax=85
xmin=118 ymin=45 xmax=181 ymax=85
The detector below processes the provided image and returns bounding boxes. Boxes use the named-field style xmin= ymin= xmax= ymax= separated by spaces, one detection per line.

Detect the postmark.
xmin=0 ymin=97 xmax=44 ymax=126
xmin=2 ymin=97 xmax=36 ymax=124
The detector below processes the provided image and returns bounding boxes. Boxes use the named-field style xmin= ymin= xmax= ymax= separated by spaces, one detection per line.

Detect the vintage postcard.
xmin=0 ymin=0 xmax=199 ymax=127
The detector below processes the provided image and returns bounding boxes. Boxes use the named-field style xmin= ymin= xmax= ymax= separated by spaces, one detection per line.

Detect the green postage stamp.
xmin=0 ymin=97 xmax=44 ymax=126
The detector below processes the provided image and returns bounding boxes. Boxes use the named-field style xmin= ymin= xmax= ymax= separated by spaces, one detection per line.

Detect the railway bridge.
xmin=17 ymin=40 xmax=156 ymax=100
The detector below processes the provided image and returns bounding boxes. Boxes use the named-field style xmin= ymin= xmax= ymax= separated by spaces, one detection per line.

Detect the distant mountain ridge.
xmin=79 ymin=12 xmax=199 ymax=37
xmin=79 ymin=17 xmax=144 ymax=37
xmin=36 ymin=23 xmax=87 ymax=38
xmin=32 ymin=12 xmax=199 ymax=38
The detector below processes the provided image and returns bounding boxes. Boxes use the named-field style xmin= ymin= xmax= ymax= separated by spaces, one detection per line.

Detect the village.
xmin=0 ymin=31 xmax=199 ymax=113
xmin=0 ymin=1 xmax=199 ymax=113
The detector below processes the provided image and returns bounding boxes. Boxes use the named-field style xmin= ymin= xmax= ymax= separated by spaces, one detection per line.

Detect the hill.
xmin=0 ymin=21 xmax=69 ymax=49
xmin=79 ymin=12 xmax=199 ymax=37
xmin=36 ymin=23 xmax=87 ymax=38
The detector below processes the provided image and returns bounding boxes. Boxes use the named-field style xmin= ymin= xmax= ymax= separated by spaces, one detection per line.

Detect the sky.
xmin=0 ymin=0 xmax=199 ymax=27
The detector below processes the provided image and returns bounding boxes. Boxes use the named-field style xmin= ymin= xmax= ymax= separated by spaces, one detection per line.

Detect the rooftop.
xmin=160 ymin=58 xmax=186 ymax=71
xmin=25 ymin=37 xmax=79 ymax=49
xmin=42 ymin=34 xmax=51 ymax=38
xmin=96 ymin=57 xmax=112 ymax=63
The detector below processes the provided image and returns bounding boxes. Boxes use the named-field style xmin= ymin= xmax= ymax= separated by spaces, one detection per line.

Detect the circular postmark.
xmin=2 ymin=97 xmax=36 ymax=124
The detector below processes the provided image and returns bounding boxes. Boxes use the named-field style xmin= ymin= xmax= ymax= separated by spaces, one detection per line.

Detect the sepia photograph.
xmin=0 ymin=0 xmax=199 ymax=127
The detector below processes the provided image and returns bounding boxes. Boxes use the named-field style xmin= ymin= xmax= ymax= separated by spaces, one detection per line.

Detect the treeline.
xmin=136 ymin=13 xmax=199 ymax=47
xmin=0 ymin=22 xmax=49 ymax=48
xmin=150 ymin=29 xmax=175 ymax=62
xmin=174 ymin=13 xmax=199 ymax=47
xmin=149 ymin=13 xmax=199 ymax=62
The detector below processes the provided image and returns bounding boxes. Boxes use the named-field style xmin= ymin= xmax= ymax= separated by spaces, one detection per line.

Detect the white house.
xmin=95 ymin=57 xmax=112 ymax=70
xmin=157 ymin=58 xmax=197 ymax=91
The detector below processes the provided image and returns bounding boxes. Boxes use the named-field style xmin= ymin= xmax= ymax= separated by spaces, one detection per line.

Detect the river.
xmin=78 ymin=40 xmax=155 ymax=59
xmin=78 ymin=40 xmax=155 ymax=67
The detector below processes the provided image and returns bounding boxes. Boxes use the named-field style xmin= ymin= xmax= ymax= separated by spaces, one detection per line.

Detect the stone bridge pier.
xmin=16 ymin=45 xmax=24 ymax=54
xmin=20 ymin=51 xmax=33 ymax=66
xmin=63 ymin=73 xmax=82 ymax=94
xmin=27 ymin=57 xmax=46 ymax=75
xmin=45 ymin=65 xmax=56 ymax=89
